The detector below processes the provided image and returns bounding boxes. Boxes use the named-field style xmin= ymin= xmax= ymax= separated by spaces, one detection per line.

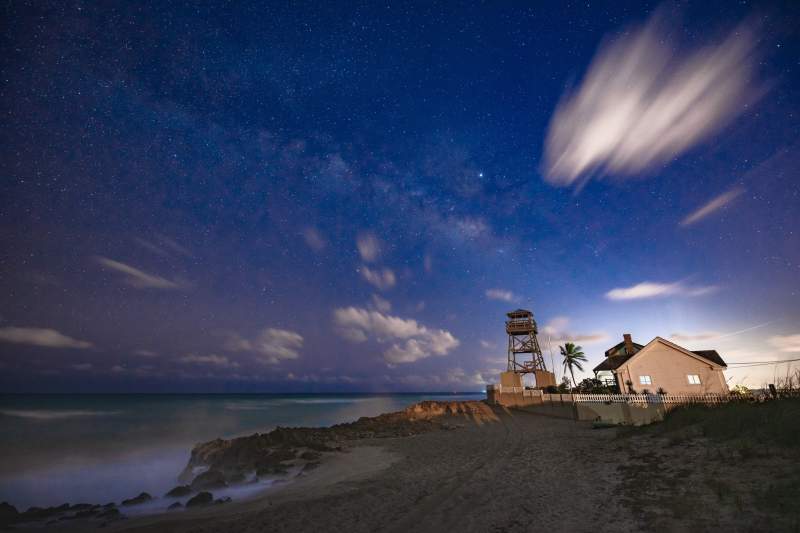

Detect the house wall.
xmin=620 ymin=342 xmax=728 ymax=395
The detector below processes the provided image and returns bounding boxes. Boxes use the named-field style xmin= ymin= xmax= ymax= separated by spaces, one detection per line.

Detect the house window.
xmin=639 ymin=375 xmax=652 ymax=385
xmin=687 ymin=374 xmax=701 ymax=385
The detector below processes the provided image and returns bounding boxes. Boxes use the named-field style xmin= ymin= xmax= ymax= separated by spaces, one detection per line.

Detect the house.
xmin=593 ymin=334 xmax=728 ymax=395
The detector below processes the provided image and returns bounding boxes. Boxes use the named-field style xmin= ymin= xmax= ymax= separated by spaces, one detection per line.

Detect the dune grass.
xmin=631 ymin=397 xmax=800 ymax=448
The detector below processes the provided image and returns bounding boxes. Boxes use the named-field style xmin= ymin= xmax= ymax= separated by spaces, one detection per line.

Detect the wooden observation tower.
xmin=503 ymin=309 xmax=556 ymax=389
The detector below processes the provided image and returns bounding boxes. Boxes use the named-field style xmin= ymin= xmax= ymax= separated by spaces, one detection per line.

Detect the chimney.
xmin=623 ymin=334 xmax=634 ymax=355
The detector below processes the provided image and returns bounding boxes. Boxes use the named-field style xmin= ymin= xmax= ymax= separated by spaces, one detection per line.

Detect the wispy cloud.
xmin=670 ymin=331 xmax=721 ymax=343
xmin=485 ymin=288 xmax=517 ymax=303
xmin=134 ymin=235 xmax=191 ymax=258
xmin=768 ymin=334 xmax=800 ymax=353
xmin=681 ymin=188 xmax=745 ymax=226
xmin=543 ymin=11 xmax=761 ymax=186
xmin=0 ymin=327 xmax=92 ymax=349
xmin=360 ymin=265 xmax=396 ymax=290
xmin=605 ymin=281 xmax=717 ymax=301
xmin=302 ymin=227 xmax=327 ymax=252
xmin=671 ymin=322 xmax=774 ymax=343
xmin=356 ymin=232 xmax=381 ymax=262
xmin=370 ymin=294 xmax=392 ymax=313
xmin=224 ymin=328 xmax=304 ymax=364
xmin=96 ymin=257 xmax=188 ymax=289
xmin=332 ymin=307 xmax=459 ymax=364
xmin=133 ymin=349 xmax=158 ymax=357
xmin=541 ymin=316 xmax=609 ymax=345
xmin=180 ymin=353 xmax=239 ymax=368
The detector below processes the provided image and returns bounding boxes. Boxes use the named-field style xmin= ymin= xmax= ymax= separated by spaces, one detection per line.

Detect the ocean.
xmin=0 ymin=393 xmax=481 ymax=512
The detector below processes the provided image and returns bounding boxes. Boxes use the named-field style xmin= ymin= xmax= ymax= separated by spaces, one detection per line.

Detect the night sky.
xmin=1 ymin=1 xmax=798 ymax=393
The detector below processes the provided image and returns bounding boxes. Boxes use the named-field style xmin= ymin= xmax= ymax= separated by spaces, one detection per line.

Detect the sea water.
xmin=0 ymin=393 xmax=480 ymax=512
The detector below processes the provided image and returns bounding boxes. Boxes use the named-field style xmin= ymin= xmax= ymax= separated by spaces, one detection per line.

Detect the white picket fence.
xmin=572 ymin=393 xmax=729 ymax=404
xmin=488 ymin=385 xmax=729 ymax=405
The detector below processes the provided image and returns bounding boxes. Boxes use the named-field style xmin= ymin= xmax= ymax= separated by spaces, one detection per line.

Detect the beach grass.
xmin=617 ymin=398 xmax=800 ymax=531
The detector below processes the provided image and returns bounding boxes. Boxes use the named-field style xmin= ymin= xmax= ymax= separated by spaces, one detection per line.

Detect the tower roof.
xmin=506 ymin=309 xmax=533 ymax=318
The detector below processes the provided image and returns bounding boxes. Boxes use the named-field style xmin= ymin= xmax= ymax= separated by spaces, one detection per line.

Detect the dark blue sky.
xmin=1 ymin=1 xmax=798 ymax=392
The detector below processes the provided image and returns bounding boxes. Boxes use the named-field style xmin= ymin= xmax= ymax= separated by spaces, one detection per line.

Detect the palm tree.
xmin=560 ymin=342 xmax=587 ymax=391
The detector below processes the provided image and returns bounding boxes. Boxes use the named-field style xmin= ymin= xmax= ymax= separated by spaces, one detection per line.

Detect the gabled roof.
xmin=690 ymin=350 xmax=727 ymax=367
xmin=593 ymin=337 xmax=727 ymax=373
xmin=604 ymin=340 xmax=645 ymax=357
xmin=593 ymin=354 xmax=632 ymax=372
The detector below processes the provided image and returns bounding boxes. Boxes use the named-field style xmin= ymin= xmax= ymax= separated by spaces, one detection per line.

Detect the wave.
xmin=0 ymin=409 xmax=122 ymax=420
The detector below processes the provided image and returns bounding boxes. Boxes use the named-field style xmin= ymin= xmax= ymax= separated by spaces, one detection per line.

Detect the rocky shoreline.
xmin=0 ymin=400 xmax=487 ymax=529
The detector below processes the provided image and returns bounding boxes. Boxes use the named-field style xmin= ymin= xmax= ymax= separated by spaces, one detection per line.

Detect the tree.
xmin=560 ymin=342 xmax=587 ymax=391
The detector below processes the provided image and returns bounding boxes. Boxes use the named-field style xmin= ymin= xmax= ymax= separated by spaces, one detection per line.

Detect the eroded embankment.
xmin=180 ymin=400 xmax=494 ymax=485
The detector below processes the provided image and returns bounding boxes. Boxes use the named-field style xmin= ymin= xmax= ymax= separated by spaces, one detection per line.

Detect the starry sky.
xmin=1 ymin=1 xmax=799 ymax=393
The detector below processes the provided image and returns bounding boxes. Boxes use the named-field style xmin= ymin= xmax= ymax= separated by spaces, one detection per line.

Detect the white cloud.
xmin=542 ymin=316 xmax=609 ymax=345
xmin=225 ymin=328 xmax=304 ymax=364
xmin=332 ymin=306 xmax=459 ymax=364
xmin=485 ymin=288 xmax=517 ymax=302
xmin=360 ymin=265 xmax=396 ymax=290
xmin=180 ymin=353 xmax=239 ymax=368
xmin=356 ymin=232 xmax=381 ymax=262
xmin=96 ymin=257 xmax=187 ymax=289
xmin=681 ymin=188 xmax=745 ymax=226
xmin=543 ymin=12 xmax=761 ymax=186
xmin=302 ymin=227 xmax=327 ymax=252
xmin=479 ymin=340 xmax=494 ymax=349
xmin=133 ymin=349 xmax=158 ymax=357
xmin=768 ymin=335 xmax=800 ymax=353
xmin=605 ymin=281 xmax=717 ymax=301
xmin=370 ymin=294 xmax=392 ymax=313
xmin=0 ymin=327 xmax=92 ymax=349
xmin=670 ymin=332 xmax=721 ymax=343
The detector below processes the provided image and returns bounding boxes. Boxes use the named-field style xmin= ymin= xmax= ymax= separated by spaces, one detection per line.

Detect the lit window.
xmin=639 ymin=375 xmax=652 ymax=385
xmin=687 ymin=374 xmax=701 ymax=385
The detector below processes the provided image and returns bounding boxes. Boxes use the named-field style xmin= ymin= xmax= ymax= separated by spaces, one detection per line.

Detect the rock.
xmin=98 ymin=507 xmax=122 ymax=519
xmin=166 ymin=485 xmax=192 ymax=497
xmin=168 ymin=502 xmax=183 ymax=510
xmin=186 ymin=492 xmax=213 ymax=507
xmin=0 ymin=502 xmax=18 ymax=525
xmin=180 ymin=401 xmax=479 ymax=481
xmin=302 ymin=461 xmax=321 ymax=472
xmin=69 ymin=503 xmax=94 ymax=511
xmin=121 ymin=492 xmax=152 ymax=506
xmin=191 ymin=470 xmax=227 ymax=491
xmin=19 ymin=503 xmax=71 ymax=522
xmin=225 ymin=471 xmax=246 ymax=484
xmin=214 ymin=497 xmax=232 ymax=505
xmin=256 ymin=465 xmax=288 ymax=477
xmin=299 ymin=451 xmax=322 ymax=461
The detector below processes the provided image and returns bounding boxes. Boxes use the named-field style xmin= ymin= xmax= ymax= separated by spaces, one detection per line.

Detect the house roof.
xmin=690 ymin=350 xmax=727 ymax=367
xmin=593 ymin=354 xmax=633 ymax=372
xmin=604 ymin=340 xmax=645 ymax=357
xmin=592 ymin=339 xmax=727 ymax=372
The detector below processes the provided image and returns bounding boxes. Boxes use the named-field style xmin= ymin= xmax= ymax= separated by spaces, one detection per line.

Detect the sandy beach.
xmin=10 ymin=399 xmax=799 ymax=532
xmin=57 ymin=403 xmax=634 ymax=533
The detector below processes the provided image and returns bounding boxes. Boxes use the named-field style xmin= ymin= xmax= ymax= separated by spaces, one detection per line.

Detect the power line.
xmin=726 ymin=357 xmax=800 ymax=368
